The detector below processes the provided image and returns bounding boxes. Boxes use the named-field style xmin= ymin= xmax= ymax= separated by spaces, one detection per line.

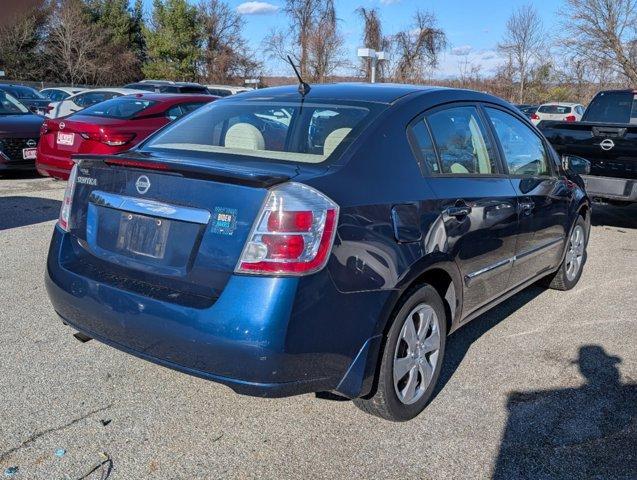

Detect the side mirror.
xmin=562 ymin=155 xmax=591 ymax=175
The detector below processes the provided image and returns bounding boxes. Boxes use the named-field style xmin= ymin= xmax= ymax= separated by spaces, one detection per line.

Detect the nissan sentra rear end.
xmin=45 ymin=89 xmax=390 ymax=397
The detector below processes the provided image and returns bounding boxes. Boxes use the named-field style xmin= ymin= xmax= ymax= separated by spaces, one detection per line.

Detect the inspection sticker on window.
xmin=211 ymin=207 xmax=238 ymax=235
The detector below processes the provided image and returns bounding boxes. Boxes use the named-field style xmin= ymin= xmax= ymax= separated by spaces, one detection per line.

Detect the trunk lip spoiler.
xmin=71 ymin=153 xmax=296 ymax=189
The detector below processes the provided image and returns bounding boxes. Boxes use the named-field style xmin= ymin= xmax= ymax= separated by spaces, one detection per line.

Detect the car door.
xmin=483 ymin=105 xmax=571 ymax=286
xmin=410 ymin=104 xmax=519 ymax=315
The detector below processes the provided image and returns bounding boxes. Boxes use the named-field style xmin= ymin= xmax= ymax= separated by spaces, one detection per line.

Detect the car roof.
xmin=233 ymin=83 xmax=444 ymax=104
xmin=128 ymin=81 xmax=206 ymax=87
xmin=68 ymin=87 xmax=147 ymax=98
xmin=539 ymin=102 xmax=581 ymax=107
xmin=41 ymin=87 xmax=86 ymax=94
xmin=118 ymin=93 xmax=215 ymax=102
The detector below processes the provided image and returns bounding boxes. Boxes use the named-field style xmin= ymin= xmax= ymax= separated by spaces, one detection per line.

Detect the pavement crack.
xmin=0 ymin=404 xmax=113 ymax=463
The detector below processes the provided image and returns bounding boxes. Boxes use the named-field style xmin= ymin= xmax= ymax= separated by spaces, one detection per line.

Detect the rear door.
xmin=484 ymin=105 xmax=571 ymax=285
xmin=410 ymin=104 xmax=519 ymax=315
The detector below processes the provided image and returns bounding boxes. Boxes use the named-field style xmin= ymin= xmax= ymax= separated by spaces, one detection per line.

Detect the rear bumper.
xmin=36 ymin=152 xmax=72 ymax=180
xmin=45 ymin=226 xmax=388 ymax=398
xmin=582 ymin=175 xmax=637 ymax=202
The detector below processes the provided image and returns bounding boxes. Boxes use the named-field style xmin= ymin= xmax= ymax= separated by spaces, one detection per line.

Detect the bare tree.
xmin=263 ymin=0 xmax=345 ymax=81
xmin=497 ymin=4 xmax=545 ymax=103
xmin=389 ymin=11 xmax=447 ymax=83
xmin=198 ymin=0 xmax=259 ymax=83
xmin=356 ymin=7 xmax=390 ymax=80
xmin=561 ymin=0 xmax=637 ymax=84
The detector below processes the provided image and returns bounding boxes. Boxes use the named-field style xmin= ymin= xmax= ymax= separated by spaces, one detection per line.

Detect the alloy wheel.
xmin=565 ymin=225 xmax=585 ymax=281
xmin=393 ymin=303 xmax=441 ymax=405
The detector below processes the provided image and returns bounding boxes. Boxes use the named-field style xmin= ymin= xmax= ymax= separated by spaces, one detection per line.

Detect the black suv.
xmin=123 ymin=80 xmax=210 ymax=95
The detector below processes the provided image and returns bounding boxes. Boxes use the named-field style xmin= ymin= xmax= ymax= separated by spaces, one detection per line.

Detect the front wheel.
xmin=542 ymin=215 xmax=588 ymax=291
xmin=353 ymin=285 xmax=447 ymax=421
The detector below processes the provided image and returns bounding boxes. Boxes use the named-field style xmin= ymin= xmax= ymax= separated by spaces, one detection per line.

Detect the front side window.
xmin=486 ymin=107 xmax=550 ymax=176
xmin=142 ymin=101 xmax=381 ymax=164
xmin=426 ymin=106 xmax=497 ymax=174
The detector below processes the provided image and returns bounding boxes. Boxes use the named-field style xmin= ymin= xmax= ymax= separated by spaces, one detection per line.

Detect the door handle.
xmin=444 ymin=205 xmax=472 ymax=218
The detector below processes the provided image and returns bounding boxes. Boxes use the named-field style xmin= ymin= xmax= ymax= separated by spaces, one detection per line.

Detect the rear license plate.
xmin=56 ymin=132 xmax=75 ymax=146
xmin=22 ymin=148 xmax=36 ymax=160
xmin=116 ymin=212 xmax=170 ymax=259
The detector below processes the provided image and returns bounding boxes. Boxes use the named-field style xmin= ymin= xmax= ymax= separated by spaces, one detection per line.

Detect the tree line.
xmin=1 ymin=0 xmax=637 ymax=104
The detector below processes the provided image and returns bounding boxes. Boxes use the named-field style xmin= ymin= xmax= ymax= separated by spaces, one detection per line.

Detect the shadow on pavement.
xmin=492 ymin=345 xmax=636 ymax=479
xmin=0 ymin=170 xmax=41 ymax=180
xmin=591 ymin=203 xmax=637 ymax=229
xmin=0 ymin=196 xmax=61 ymax=230
xmin=433 ymin=285 xmax=546 ymax=399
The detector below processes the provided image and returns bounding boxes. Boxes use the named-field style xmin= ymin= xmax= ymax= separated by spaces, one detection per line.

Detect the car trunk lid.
xmin=65 ymin=153 xmax=303 ymax=306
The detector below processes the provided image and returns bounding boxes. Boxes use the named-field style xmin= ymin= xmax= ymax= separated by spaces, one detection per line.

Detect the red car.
xmin=36 ymin=93 xmax=215 ymax=179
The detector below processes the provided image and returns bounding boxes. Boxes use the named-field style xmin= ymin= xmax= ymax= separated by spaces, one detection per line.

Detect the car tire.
xmin=353 ymin=284 xmax=447 ymax=421
xmin=542 ymin=215 xmax=588 ymax=291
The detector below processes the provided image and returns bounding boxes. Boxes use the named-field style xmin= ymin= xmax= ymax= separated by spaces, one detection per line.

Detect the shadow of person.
xmin=492 ymin=345 xmax=637 ymax=479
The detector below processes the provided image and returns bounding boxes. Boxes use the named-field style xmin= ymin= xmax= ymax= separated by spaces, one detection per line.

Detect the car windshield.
xmin=583 ymin=91 xmax=637 ymax=124
xmin=0 ymin=92 xmax=29 ymax=115
xmin=11 ymin=86 xmax=45 ymax=100
xmin=142 ymin=100 xmax=381 ymax=164
xmin=78 ymin=97 xmax=156 ymax=119
xmin=538 ymin=105 xmax=571 ymax=114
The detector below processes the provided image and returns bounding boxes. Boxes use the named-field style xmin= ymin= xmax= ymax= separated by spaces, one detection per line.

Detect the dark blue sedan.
xmin=45 ymin=84 xmax=590 ymax=421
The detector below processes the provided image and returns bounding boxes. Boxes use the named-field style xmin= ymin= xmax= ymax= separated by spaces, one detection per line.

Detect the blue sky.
xmin=144 ymin=0 xmax=564 ymax=77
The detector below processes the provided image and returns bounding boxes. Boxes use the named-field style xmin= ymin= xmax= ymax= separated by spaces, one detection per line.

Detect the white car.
xmin=531 ymin=102 xmax=585 ymax=125
xmin=40 ymin=87 xmax=87 ymax=103
xmin=45 ymin=87 xmax=146 ymax=119
xmin=205 ymin=85 xmax=252 ymax=97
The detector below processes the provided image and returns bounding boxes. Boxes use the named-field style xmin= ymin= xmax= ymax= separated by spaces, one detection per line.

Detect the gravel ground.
xmin=0 ymin=174 xmax=635 ymax=480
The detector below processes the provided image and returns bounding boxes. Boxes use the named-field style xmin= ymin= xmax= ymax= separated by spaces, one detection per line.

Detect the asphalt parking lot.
xmin=0 ymin=174 xmax=635 ymax=480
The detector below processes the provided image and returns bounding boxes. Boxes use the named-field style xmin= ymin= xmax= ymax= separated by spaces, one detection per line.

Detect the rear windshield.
xmin=78 ymin=97 xmax=155 ymax=119
xmin=0 ymin=92 xmax=29 ymax=115
xmin=538 ymin=105 xmax=571 ymax=114
xmin=583 ymin=91 xmax=637 ymax=124
xmin=141 ymin=100 xmax=381 ymax=164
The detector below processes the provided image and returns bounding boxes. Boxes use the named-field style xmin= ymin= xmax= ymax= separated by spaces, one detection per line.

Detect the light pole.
xmin=357 ymin=48 xmax=388 ymax=83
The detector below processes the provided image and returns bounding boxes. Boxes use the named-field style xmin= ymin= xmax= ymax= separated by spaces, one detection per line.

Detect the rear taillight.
xmin=80 ymin=131 xmax=136 ymax=146
xmin=58 ymin=163 xmax=78 ymax=232
xmin=236 ymin=182 xmax=339 ymax=276
xmin=565 ymin=115 xmax=576 ymax=122
xmin=531 ymin=113 xmax=540 ymax=120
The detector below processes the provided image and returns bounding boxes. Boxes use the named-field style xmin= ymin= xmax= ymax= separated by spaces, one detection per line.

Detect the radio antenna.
xmin=287 ymin=55 xmax=311 ymax=97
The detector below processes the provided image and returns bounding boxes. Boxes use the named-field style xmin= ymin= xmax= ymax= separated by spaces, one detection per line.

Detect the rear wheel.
xmin=542 ymin=215 xmax=588 ymax=291
xmin=353 ymin=285 xmax=447 ymax=421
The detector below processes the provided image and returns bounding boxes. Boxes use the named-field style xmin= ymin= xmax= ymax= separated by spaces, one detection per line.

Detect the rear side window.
xmin=425 ymin=106 xmax=498 ymax=175
xmin=79 ymin=97 xmax=155 ymax=119
xmin=143 ymin=101 xmax=381 ymax=164
xmin=486 ymin=107 xmax=550 ymax=176
xmin=166 ymin=102 xmax=206 ymax=121
xmin=410 ymin=120 xmax=440 ymax=173
xmin=583 ymin=91 xmax=637 ymax=124
xmin=538 ymin=105 xmax=571 ymax=114
xmin=207 ymin=88 xmax=232 ymax=97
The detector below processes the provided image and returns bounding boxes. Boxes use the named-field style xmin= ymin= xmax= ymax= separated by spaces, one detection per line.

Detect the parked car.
xmin=45 ymin=88 xmax=146 ymax=119
xmin=515 ymin=104 xmax=538 ymax=118
xmin=0 ymin=84 xmax=50 ymax=115
xmin=531 ymin=102 xmax=585 ymax=125
xmin=540 ymin=89 xmax=637 ymax=205
xmin=45 ymin=84 xmax=590 ymax=421
xmin=37 ymin=93 xmax=214 ymax=180
xmin=40 ymin=87 xmax=87 ymax=103
xmin=124 ymin=80 xmax=210 ymax=95
xmin=0 ymin=92 xmax=43 ymax=172
xmin=205 ymin=84 xmax=251 ymax=96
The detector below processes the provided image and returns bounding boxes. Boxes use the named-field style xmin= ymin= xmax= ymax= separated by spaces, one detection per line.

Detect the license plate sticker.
xmin=56 ymin=132 xmax=75 ymax=146
xmin=22 ymin=148 xmax=37 ymax=160
xmin=116 ymin=212 xmax=171 ymax=259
